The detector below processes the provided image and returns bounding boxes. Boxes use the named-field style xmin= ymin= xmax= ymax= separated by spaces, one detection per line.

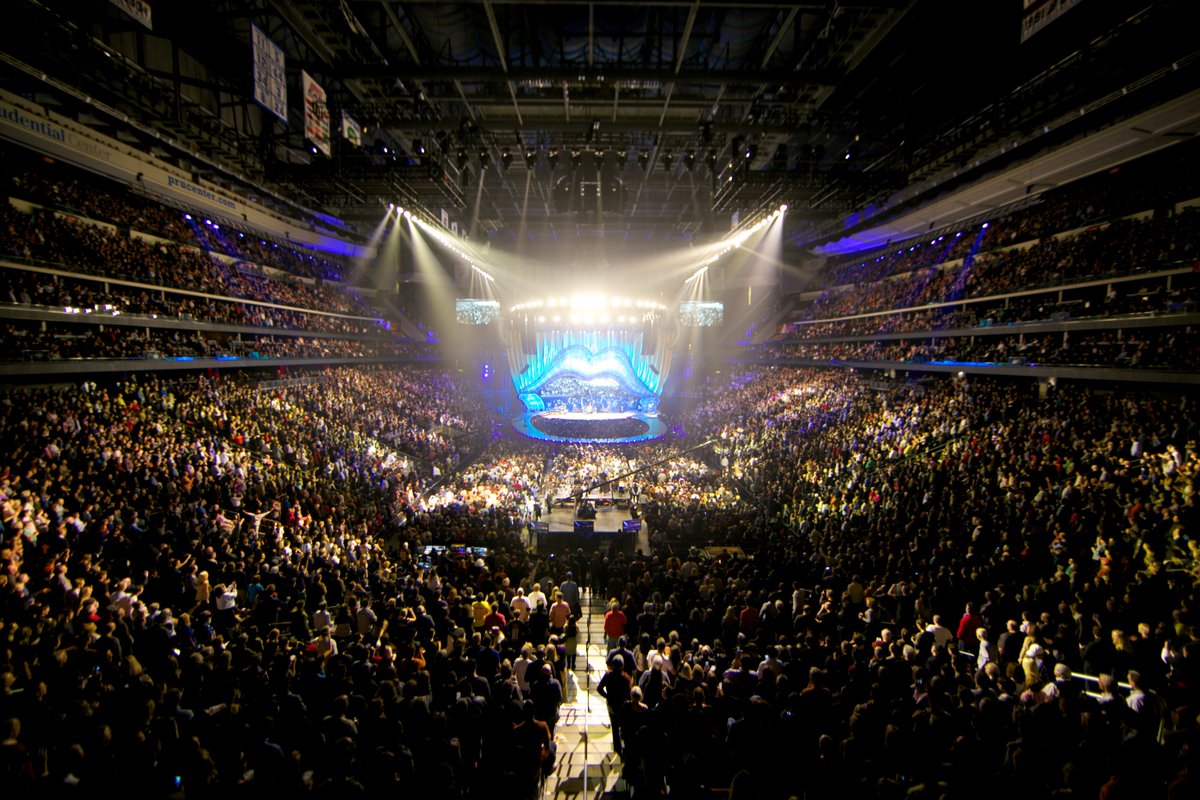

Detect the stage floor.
xmin=512 ymin=410 xmax=667 ymax=444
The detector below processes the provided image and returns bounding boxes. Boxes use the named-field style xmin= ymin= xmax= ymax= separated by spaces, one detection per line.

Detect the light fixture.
xmin=705 ymin=149 xmax=718 ymax=172
xmin=547 ymin=148 xmax=560 ymax=169
xmin=570 ymin=147 xmax=582 ymax=169
xmin=661 ymin=149 xmax=674 ymax=170
xmin=478 ymin=149 xmax=490 ymax=169
xmin=456 ymin=148 xmax=469 ymax=170
xmin=683 ymin=150 xmax=696 ymax=171
xmin=413 ymin=138 xmax=426 ymax=155
xmin=638 ymin=149 xmax=650 ymax=171
xmin=500 ymin=149 xmax=513 ymax=169
xmin=525 ymin=147 xmax=538 ymax=167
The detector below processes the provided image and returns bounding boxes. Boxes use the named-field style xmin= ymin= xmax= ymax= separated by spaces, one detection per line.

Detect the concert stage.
xmin=512 ymin=410 xmax=667 ymax=444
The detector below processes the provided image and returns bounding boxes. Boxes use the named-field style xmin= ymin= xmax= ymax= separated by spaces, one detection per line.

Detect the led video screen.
xmin=455 ymin=298 xmax=500 ymax=325
xmin=679 ymin=301 xmax=724 ymax=327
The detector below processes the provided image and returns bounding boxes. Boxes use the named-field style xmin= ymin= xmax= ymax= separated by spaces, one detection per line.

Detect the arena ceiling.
xmin=1 ymin=1 xmax=1196 ymax=253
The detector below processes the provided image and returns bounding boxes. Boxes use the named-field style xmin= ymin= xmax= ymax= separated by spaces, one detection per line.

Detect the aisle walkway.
xmin=543 ymin=588 xmax=622 ymax=799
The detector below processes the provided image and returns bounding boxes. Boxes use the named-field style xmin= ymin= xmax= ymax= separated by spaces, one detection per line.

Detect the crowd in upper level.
xmin=2 ymin=266 xmax=387 ymax=336
xmin=6 ymin=164 xmax=351 ymax=282
xmin=0 ymin=204 xmax=373 ymax=318
xmin=787 ymin=213 xmax=1200 ymax=332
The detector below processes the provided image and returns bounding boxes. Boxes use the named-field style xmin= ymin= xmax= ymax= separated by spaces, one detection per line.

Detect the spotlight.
xmin=616 ymin=146 xmax=629 ymax=164
xmin=588 ymin=119 xmax=601 ymax=143
xmin=661 ymin=149 xmax=674 ymax=170
xmin=745 ymin=143 xmax=757 ymax=160
xmin=456 ymin=148 xmax=469 ymax=170
xmin=705 ymin=149 xmax=718 ymax=171
xmin=638 ymin=149 xmax=650 ymax=171
xmin=570 ymin=147 xmax=582 ymax=169
xmin=478 ymin=149 xmax=490 ymax=169
xmin=413 ymin=138 xmax=426 ymax=155
xmin=982 ymin=222 xmax=989 ymax=228
xmin=525 ymin=147 xmax=537 ymax=167
xmin=547 ymin=148 xmax=560 ymax=169
xmin=780 ymin=203 xmax=788 ymax=212
xmin=592 ymin=147 xmax=605 ymax=164
xmin=684 ymin=150 xmax=696 ymax=171
xmin=500 ymin=149 xmax=513 ymax=170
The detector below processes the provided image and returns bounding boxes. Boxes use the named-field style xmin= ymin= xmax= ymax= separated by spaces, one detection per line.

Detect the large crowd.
xmin=2 ymin=141 xmax=1200 ymax=800
xmin=2 ymin=265 xmax=388 ymax=336
xmin=2 ymin=361 xmax=1197 ymax=799
xmin=5 ymin=165 xmax=352 ymax=282
xmin=784 ymin=212 xmax=1200 ymax=332
xmin=0 ymin=320 xmax=430 ymax=363
xmin=762 ymin=326 xmax=1200 ymax=371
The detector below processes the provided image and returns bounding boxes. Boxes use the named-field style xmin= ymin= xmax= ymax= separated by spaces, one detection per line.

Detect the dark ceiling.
xmin=1 ymin=1 xmax=1196 ymax=254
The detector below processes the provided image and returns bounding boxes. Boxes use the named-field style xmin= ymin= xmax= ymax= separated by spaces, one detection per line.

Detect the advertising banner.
xmin=302 ymin=71 xmax=330 ymax=156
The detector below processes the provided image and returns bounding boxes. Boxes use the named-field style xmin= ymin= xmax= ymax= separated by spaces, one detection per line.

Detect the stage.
xmin=512 ymin=410 xmax=667 ymax=444
xmin=530 ymin=503 xmax=650 ymax=555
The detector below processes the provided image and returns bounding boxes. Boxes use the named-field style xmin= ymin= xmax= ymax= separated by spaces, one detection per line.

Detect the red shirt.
xmin=604 ymin=609 xmax=627 ymax=639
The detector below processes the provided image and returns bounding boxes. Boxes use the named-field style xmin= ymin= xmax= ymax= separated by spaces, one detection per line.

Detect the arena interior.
xmin=1 ymin=2 xmax=1199 ymax=798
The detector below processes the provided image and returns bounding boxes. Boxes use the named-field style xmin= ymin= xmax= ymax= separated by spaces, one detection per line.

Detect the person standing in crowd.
xmin=604 ymin=600 xmax=628 ymax=652
xmin=597 ymin=655 xmax=633 ymax=755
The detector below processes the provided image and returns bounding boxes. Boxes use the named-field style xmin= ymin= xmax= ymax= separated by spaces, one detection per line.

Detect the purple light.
xmin=184 ymin=213 xmax=192 ymax=220
xmin=982 ymin=222 xmax=989 ymax=229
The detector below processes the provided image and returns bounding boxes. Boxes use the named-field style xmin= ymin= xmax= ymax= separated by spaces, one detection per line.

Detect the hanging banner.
xmin=302 ymin=71 xmax=331 ymax=156
xmin=1021 ymin=0 xmax=1086 ymax=43
xmin=251 ymin=24 xmax=288 ymax=123
xmin=109 ymin=0 xmax=152 ymax=30
xmin=341 ymin=112 xmax=362 ymax=147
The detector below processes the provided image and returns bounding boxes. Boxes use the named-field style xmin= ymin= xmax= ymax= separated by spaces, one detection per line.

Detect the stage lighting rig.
xmin=500 ymin=148 xmax=513 ymax=170
xmin=547 ymin=148 xmax=561 ymax=169
xmin=661 ymin=149 xmax=674 ymax=171
xmin=638 ymin=149 xmax=650 ymax=171
xmin=525 ymin=147 xmax=538 ymax=167
xmin=684 ymin=150 xmax=696 ymax=172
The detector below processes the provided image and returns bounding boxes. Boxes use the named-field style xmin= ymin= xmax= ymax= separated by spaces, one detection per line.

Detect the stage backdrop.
xmin=502 ymin=303 xmax=676 ymax=415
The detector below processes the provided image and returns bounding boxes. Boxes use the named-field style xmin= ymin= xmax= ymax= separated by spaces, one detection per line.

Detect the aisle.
xmin=543 ymin=588 xmax=622 ymax=798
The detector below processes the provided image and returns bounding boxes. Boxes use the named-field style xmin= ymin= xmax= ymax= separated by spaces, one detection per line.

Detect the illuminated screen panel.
xmin=679 ymin=301 xmax=724 ymax=327
xmin=456 ymin=299 xmax=499 ymax=325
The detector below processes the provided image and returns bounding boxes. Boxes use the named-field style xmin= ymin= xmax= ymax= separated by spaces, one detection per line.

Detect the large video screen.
xmin=679 ymin=301 xmax=724 ymax=327
xmin=456 ymin=298 xmax=500 ymax=325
